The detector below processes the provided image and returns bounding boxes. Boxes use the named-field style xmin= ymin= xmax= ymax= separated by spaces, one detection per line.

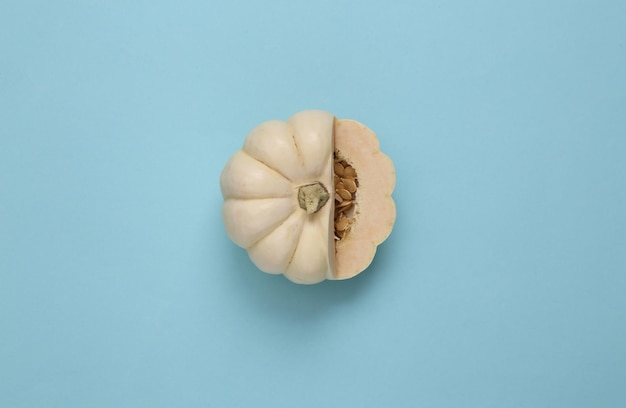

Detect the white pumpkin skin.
xmin=220 ymin=110 xmax=335 ymax=284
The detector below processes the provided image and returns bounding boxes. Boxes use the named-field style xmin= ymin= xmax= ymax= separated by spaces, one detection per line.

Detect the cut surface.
xmin=333 ymin=118 xmax=396 ymax=280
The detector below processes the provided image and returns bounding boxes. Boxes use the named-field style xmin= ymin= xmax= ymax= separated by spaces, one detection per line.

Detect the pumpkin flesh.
xmin=333 ymin=118 xmax=396 ymax=280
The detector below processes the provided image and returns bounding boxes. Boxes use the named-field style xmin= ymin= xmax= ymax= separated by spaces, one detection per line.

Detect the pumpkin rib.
xmin=242 ymin=120 xmax=304 ymax=183
xmin=290 ymin=129 xmax=306 ymax=169
xmin=285 ymin=212 xmax=305 ymax=270
xmin=222 ymin=197 xmax=296 ymax=248
xmin=283 ymin=212 xmax=330 ymax=284
xmin=220 ymin=151 xmax=294 ymax=200
xmin=239 ymin=150 xmax=292 ymax=184
xmin=247 ymin=207 xmax=300 ymax=249
xmin=246 ymin=156 xmax=293 ymax=183
xmin=288 ymin=110 xmax=334 ymax=181
xmin=247 ymin=210 xmax=305 ymax=274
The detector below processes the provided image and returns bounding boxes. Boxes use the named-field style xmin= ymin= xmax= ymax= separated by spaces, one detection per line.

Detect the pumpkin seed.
xmin=336 ymin=215 xmax=349 ymax=231
xmin=333 ymin=154 xmax=358 ymax=241
xmin=337 ymin=188 xmax=352 ymax=200
xmin=334 ymin=162 xmax=344 ymax=176
xmin=338 ymin=200 xmax=352 ymax=208
xmin=343 ymin=178 xmax=357 ymax=193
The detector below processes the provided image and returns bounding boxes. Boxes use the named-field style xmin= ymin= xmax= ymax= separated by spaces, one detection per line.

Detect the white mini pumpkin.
xmin=220 ymin=110 xmax=395 ymax=284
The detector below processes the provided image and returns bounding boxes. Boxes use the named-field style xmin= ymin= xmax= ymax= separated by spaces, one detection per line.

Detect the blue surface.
xmin=1 ymin=1 xmax=625 ymax=407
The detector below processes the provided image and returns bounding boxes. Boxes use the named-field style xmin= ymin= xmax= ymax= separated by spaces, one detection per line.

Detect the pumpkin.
xmin=220 ymin=110 xmax=395 ymax=284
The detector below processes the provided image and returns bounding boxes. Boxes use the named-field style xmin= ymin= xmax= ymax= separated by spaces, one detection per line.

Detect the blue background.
xmin=1 ymin=1 xmax=625 ymax=407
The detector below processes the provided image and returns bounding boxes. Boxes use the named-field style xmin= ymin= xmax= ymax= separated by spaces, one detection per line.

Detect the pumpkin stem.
xmin=298 ymin=182 xmax=330 ymax=215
